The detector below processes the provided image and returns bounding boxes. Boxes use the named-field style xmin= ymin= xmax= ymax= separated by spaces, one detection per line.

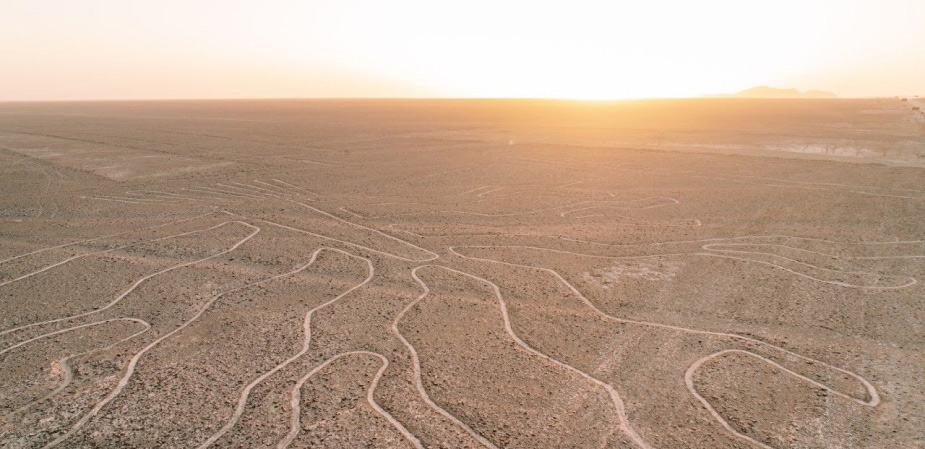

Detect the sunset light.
xmin=2 ymin=1 xmax=924 ymax=447
xmin=2 ymin=0 xmax=923 ymax=100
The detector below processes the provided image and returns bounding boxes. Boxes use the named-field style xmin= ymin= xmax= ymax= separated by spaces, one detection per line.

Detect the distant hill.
xmin=710 ymin=86 xmax=837 ymax=99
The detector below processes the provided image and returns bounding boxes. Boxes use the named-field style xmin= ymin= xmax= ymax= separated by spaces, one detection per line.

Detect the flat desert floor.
xmin=0 ymin=98 xmax=923 ymax=448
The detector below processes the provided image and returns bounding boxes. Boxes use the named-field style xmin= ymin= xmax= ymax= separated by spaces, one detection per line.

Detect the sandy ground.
xmin=0 ymin=98 xmax=923 ymax=448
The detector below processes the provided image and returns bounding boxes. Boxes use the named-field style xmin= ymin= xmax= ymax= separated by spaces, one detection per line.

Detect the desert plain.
xmin=0 ymin=98 xmax=923 ymax=448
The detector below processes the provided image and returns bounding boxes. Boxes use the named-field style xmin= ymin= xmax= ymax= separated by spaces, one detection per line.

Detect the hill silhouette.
xmin=711 ymin=86 xmax=837 ymax=98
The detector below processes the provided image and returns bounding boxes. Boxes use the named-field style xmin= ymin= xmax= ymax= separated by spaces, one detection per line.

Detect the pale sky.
xmin=1 ymin=0 xmax=923 ymax=101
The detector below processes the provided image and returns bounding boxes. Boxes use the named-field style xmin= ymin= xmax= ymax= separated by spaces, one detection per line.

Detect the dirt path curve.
xmin=8 ymin=319 xmax=151 ymax=415
xmin=392 ymin=271 xmax=501 ymax=449
xmin=685 ymin=348 xmax=876 ymax=449
xmin=38 ymin=229 xmax=389 ymax=448
xmin=0 ymin=218 xmax=244 ymax=291
xmin=454 ymin=244 xmax=917 ymax=290
xmin=228 ymin=205 xmax=440 ymax=262
xmin=448 ymin=246 xmax=881 ymax=448
xmin=1 ymin=221 xmax=260 ymax=338
xmin=196 ymin=247 xmax=375 ymax=449
xmin=410 ymin=264 xmax=654 ymax=449
xmin=0 ymin=212 xmax=213 ymax=266
xmin=277 ymin=350 xmax=423 ymax=449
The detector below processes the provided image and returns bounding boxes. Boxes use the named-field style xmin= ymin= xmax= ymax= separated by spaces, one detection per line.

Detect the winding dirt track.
xmin=1 ymin=221 xmax=260 ymax=337
xmin=0 ymin=212 xmax=213 ymax=266
xmin=9 ymin=319 xmax=151 ymax=415
xmin=278 ymin=350 xmax=423 ymax=449
xmin=3 ymin=195 xmax=913 ymax=448
xmin=412 ymin=264 xmax=660 ymax=448
xmin=1 ymin=98 xmax=922 ymax=448
xmin=447 ymin=245 xmax=885 ymax=446
xmin=197 ymin=248 xmax=375 ymax=448
xmin=685 ymin=349 xmax=874 ymax=449
xmin=392 ymin=274 xmax=502 ymax=449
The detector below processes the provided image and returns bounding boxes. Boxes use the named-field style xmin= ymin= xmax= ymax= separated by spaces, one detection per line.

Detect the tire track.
xmin=0 ymin=212 xmax=213 ymax=266
xmin=277 ymin=350 xmax=423 ymax=449
xmin=227 ymin=201 xmax=440 ymax=262
xmin=448 ymin=246 xmax=882 ymax=448
xmin=40 ymin=227 xmax=310 ymax=448
xmin=1 ymin=319 xmax=150 ymax=413
xmin=9 ymin=319 xmax=151 ymax=415
xmin=196 ymin=247 xmax=375 ymax=448
xmin=0 ymin=219 xmax=244 ymax=292
xmin=0 ymin=221 xmax=259 ymax=338
xmin=393 ymin=271 xmax=501 ymax=449
xmin=684 ymin=348 xmax=877 ymax=449
xmin=0 ymin=219 xmax=241 ymax=290
xmin=452 ymin=244 xmax=916 ymax=290
xmin=269 ymin=179 xmax=320 ymax=197
xmin=386 ymin=227 xmax=925 ymax=254
xmin=341 ymin=197 xmax=683 ymax=220
xmin=83 ymin=196 xmax=175 ymax=205
xmin=410 ymin=265 xmax=653 ymax=449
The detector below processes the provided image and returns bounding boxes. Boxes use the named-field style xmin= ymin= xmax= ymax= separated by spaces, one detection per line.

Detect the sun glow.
xmin=1 ymin=0 xmax=923 ymax=100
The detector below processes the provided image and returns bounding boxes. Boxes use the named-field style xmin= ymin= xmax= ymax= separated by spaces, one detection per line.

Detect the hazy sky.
xmin=2 ymin=0 xmax=923 ymax=101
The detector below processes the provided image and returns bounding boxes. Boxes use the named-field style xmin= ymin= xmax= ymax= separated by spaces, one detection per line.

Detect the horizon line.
xmin=2 ymin=95 xmax=912 ymax=105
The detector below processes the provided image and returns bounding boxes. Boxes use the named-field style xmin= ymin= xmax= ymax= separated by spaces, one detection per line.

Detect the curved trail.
xmin=698 ymin=251 xmax=916 ymax=289
xmin=569 ymin=212 xmax=701 ymax=227
xmin=181 ymin=187 xmax=249 ymax=201
xmin=252 ymin=179 xmax=319 ymax=199
xmin=270 ymin=179 xmax=320 ymax=197
xmin=387 ymin=226 xmax=925 ymax=253
xmin=38 ymin=231 xmax=388 ymax=448
xmin=245 ymin=179 xmax=317 ymax=199
xmin=0 ymin=221 xmax=260 ymax=338
xmin=346 ymin=202 xmax=580 ymax=219
xmin=448 ymin=247 xmax=881 ymax=447
xmin=132 ymin=190 xmax=228 ymax=202
xmin=277 ymin=351 xmax=423 ymax=449
xmin=0 ymin=219 xmax=246 ymax=291
xmin=0 ymin=318 xmax=149 ymax=357
xmin=685 ymin=348 xmax=877 ymax=449
xmin=702 ymin=242 xmax=925 ymax=261
xmin=32 ymin=161 xmax=61 ymax=218
xmin=253 ymin=179 xmax=300 ymax=196
xmin=341 ymin=197 xmax=681 ymax=220
xmin=460 ymin=185 xmax=492 ymax=195
xmin=558 ymin=196 xmax=681 ymax=216
xmin=292 ymin=200 xmax=440 ymax=260
xmin=338 ymin=207 xmax=365 ymax=219
xmin=103 ymin=194 xmax=171 ymax=203
xmin=393 ymin=272 xmax=501 ymax=449
xmin=129 ymin=190 xmax=211 ymax=202
xmin=4 ymin=148 xmax=915 ymax=448
xmin=0 ymin=212 xmax=213 ymax=266
xmin=196 ymin=248 xmax=375 ymax=449
xmin=83 ymin=196 xmax=172 ymax=205
xmin=216 ymin=183 xmax=277 ymax=198
xmin=228 ymin=201 xmax=440 ymax=262
xmin=511 ymin=155 xmax=925 ymax=201
xmin=410 ymin=265 xmax=653 ymax=449
xmin=4 ymin=319 xmax=151 ymax=414
xmin=477 ymin=187 xmax=504 ymax=197
xmin=452 ymin=244 xmax=916 ymax=290
xmin=228 ymin=182 xmax=287 ymax=198
xmin=188 ymin=186 xmax=264 ymax=199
